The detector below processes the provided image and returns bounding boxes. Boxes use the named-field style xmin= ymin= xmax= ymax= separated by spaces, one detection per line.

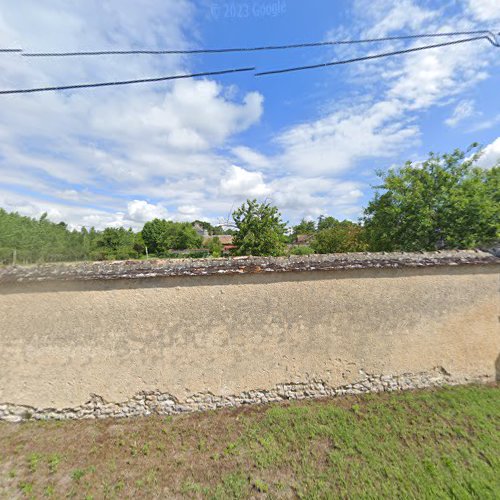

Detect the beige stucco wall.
xmin=0 ymin=265 xmax=499 ymax=409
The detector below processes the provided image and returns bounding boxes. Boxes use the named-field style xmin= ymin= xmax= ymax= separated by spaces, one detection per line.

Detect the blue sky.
xmin=0 ymin=0 xmax=499 ymax=229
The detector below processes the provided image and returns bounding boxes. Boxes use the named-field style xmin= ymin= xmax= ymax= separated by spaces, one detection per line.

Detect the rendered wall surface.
xmin=0 ymin=251 xmax=498 ymax=420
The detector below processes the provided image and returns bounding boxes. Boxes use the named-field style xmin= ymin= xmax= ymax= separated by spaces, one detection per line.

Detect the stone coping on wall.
xmin=0 ymin=250 xmax=498 ymax=284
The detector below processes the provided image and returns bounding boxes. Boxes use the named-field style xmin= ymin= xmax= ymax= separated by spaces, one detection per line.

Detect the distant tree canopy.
xmin=90 ymin=227 xmax=142 ymax=261
xmin=292 ymin=218 xmax=316 ymax=236
xmin=1 ymin=144 xmax=497 ymax=265
xmin=312 ymin=219 xmax=367 ymax=254
xmin=0 ymin=209 xmax=87 ymax=264
xmin=317 ymin=216 xmax=342 ymax=232
xmin=232 ymin=199 xmax=288 ymax=256
xmin=142 ymin=219 xmax=203 ymax=254
xmin=0 ymin=210 xmax=148 ymax=264
xmin=363 ymin=146 xmax=500 ymax=251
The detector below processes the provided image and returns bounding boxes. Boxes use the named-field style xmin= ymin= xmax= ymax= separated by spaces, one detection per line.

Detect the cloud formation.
xmin=0 ymin=0 xmax=498 ymax=229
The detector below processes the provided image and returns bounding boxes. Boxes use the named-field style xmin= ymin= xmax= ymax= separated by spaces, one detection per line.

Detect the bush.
xmin=312 ymin=222 xmax=367 ymax=253
xmin=290 ymin=246 xmax=315 ymax=256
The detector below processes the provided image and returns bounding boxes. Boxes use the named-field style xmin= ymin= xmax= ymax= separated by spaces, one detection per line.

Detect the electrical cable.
xmin=20 ymin=30 xmax=500 ymax=57
xmin=255 ymin=35 xmax=498 ymax=77
xmin=0 ymin=67 xmax=255 ymax=95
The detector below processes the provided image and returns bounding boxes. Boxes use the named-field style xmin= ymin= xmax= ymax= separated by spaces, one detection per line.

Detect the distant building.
xmin=193 ymin=223 xmax=210 ymax=238
xmin=203 ymin=235 xmax=234 ymax=245
xmin=203 ymin=234 xmax=236 ymax=255
xmin=216 ymin=235 xmax=234 ymax=246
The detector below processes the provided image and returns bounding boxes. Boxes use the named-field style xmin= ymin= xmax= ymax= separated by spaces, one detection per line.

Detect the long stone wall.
xmin=0 ymin=251 xmax=498 ymax=421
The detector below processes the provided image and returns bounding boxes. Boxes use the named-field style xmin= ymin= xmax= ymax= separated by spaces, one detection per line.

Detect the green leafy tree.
xmin=312 ymin=221 xmax=367 ymax=254
xmin=0 ymin=209 xmax=89 ymax=264
xmin=142 ymin=219 xmax=168 ymax=254
xmin=92 ymin=227 xmax=138 ymax=260
xmin=133 ymin=232 xmax=146 ymax=256
xmin=317 ymin=216 xmax=340 ymax=232
xmin=208 ymin=237 xmax=223 ymax=257
xmin=213 ymin=226 xmax=237 ymax=236
xmin=363 ymin=146 xmax=500 ymax=251
xmin=232 ymin=199 xmax=288 ymax=256
xmin=142 ymin=219 xmax=202 ymax=254
xmin=0 ymin=209 xmax=146 ymax=263
xmin=292 ymin=219 xmax=316 ymax=237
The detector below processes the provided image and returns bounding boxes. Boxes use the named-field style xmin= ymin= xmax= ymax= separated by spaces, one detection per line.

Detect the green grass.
xmin=0 ymin=385 xmax=498 ymax=498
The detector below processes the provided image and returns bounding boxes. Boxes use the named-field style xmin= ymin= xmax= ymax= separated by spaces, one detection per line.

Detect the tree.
xmin=292 ymin=218 xmax=316 ymax=237
xmin=208 ymin=236 xmax=223 ymax=257
xmin=363 ymin=146 xmax=500 ymax=251
xmin=142 ymin=219 xmax=169 ymax=254
xmin=312 ymin=220 xmax=367 ymax=253
xmin=317 ymin=216 xmax=340 ymax=232
xmin=213 ymin=225 xmax=236 ymax=236
xmin=142 ymin=219 xmax=203 ymax=254
xmin=93 ymin=227 xmax=138 ymax=260
xmin=232 ymin=199 xmax=288 ymax=256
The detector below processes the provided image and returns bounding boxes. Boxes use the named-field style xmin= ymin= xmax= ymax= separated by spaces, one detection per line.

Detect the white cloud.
xmin=277 ymin=100 xmax=418 ymax=175
xmin=445 ymin=100 xmax=476 ymax=127
xmin=273 ymin=0 xmax=497 ymax=178
xmin=0 ymin=0 xmax=264 ymax=226
xmin=91 ymin=80 xmax=263 ymax=152
xmin=476 ymin=137 xmax=500 ymax=168
xmin=361 ymin=0 xmax=438 ymax=37
xmin=269 ymin=177 xmax=365 ymax=220
xmin=0 ymin=0 xmax=499 ymax=229
xmin=219 ymin=166 xmax=271 ymax=198
xmin=467 ymin=0 xmax=500 ymax=22
xmin=231 ymin=146 xmax=271 ymax=169
xmin=127 ymin=200 xmax=168 ymax=222
xmin=468 ymin=114 xmax=500 ymax=132
xmin=387 ymin=45 xmax=488 ymax=110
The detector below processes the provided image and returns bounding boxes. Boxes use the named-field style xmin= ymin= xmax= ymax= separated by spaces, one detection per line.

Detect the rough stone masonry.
xmin=0 ymin=251 xmax=499 ymax=421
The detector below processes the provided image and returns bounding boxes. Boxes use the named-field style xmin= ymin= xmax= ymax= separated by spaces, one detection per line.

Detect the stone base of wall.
xmin=0 ymin=368 xmax=493 ymax=422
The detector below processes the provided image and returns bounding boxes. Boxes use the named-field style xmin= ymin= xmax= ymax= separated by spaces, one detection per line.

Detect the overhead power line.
xmin=0 ymin=49 xmax=22 ymax=53
xmin=255 ymin=35 xmax=499 ymax=76
xmin=0 ymin=33 xmax=498 ymax=95
xmin=0 ymin=67 xmax=255 ymax=95
xmin=19 ymin=30 xmax=500 ymax=57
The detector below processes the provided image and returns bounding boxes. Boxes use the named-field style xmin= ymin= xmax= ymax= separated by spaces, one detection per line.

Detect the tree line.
xmin=0 ymin=146 xmax=498 ymax=265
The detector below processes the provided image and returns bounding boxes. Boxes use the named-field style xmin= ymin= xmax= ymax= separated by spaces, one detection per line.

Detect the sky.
xmin=0 ymin=0 xmax=499 ymax=230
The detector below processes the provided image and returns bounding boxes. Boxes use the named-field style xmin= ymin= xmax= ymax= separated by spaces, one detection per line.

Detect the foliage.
xmin=312 ymin=219 xmax=367 ymax=253
xmin=214 ymin=226 xmax=237 ymax=236
xmin=0 ymin=210 xmax=142 ymax=264
xmin=91 ymin=227 xmax=139 ymax=261
xmin=1 ymin=144 xmax=498 ymax=263
xmin=290 ymin=245 xmax=315 ymax=256
xmin=208 ymin=237 xmax=223 ymax=257
xmin=363 ymin=146 xmax=500 ymax=251
xmin=142 ymin=219 xmax=203 ymax=255
xmin=0 ymin=209 xmax=88 ymax=264
xmin=317 ymin=215 xmax=341 ymax=232
xmin=232 ymin=199 xmax=288 ymax=256
xmin=292 ymin=218 xmax=316 ymax=236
